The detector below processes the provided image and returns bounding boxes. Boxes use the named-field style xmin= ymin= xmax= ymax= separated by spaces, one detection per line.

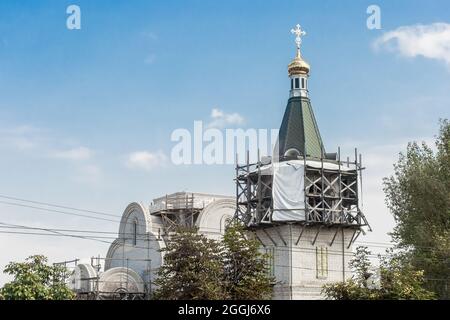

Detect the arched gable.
xmin=98 ymin=267 xmax=145 ymax=295
xmin=118 ymin=202 xmax=151 ymax=241
xmin=196 ymin=198 xmax=236 ymax=237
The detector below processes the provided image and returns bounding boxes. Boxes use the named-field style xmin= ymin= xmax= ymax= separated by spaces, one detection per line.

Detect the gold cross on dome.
xmin=290 ymin=24 xmax=306 ymax=50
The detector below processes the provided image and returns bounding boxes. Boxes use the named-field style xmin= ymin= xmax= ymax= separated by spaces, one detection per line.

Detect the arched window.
xmin=133 ymin=220 xmax=137 ymax=246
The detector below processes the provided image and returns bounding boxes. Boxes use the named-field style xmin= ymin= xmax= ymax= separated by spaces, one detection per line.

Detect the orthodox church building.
xmin=70 ymin=24 xmax=370 ymax=300
xmin=70 ymin=192 xmax=236 ymax=299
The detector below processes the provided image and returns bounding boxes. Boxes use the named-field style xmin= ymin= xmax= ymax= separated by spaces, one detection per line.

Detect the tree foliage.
xmin=383 ymin=119 xmax=450 ymax=299
xmin=378 ymin=249 xmax=435 ymax=300
xmin=322 ymin=246 xmax=435 ymax=300
xmin=153 ymin=224 xmax=274 ymax=300
xmin=222 ymin=222 xmax=274 ymax=299
xmin=0 ymin=255 xmax=75 ymax=300
xmin=152 ymin=227 xmax=227 ymax=300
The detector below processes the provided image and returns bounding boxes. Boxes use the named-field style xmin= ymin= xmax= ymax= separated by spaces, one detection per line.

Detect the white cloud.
xmin=373 ymin=22 xmax=450 ymax=67
xmin=5 ymin=136 xmax=37 ymax=150
xmin=0 ymin=124 xmax=103 ymax=186
xmin=207 ymin=108 xmax=245 ymax=129
xmin=342 ymin=142 xmax=402 ymax=249
xmin=0 ymin=125 xmax=44 ymax=151
xmin=0 ymin=125 xmax=95 ymax=162
xmin=345 ymin=135 xmax=435 ymax=248
xmin=52 ymin=146 xmax=92 ymax=161
xmin=6 ymin=125 xmax=39 ymax=135
xmin=126 ymin=151 xmax=167 ymax=171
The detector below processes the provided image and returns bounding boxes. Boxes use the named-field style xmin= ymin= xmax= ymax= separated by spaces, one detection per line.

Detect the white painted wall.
xmin=256 ymin=225 xmax=354 ymax=300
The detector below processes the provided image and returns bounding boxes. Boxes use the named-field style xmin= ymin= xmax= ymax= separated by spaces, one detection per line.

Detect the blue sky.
xmin=0 ymin=0 xmax=449 ymax=284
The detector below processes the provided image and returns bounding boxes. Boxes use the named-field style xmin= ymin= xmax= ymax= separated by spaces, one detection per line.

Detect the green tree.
xmin=0 ymin=255 xmax=75 ymax=300
xmin=322 ymin=246 xmax=378 ymax=300
xmin=378 ymin=250 xmax=435 ymax=300
xmin=322 ymin=246 xmax=435 ymax=300
xmin=383 ymin=119 xmax=450 ymax=299
xmin=222 ymin=222 xmax=273 ymax=300
xmin=153 ymin=224 xmax=274 ymax=300
xmin=152 ymin=227 xmax=227 ymax=300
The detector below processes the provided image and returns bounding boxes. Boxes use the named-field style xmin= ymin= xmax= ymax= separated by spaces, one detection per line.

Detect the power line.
xmin=0 ymin=200 xmax=120 ymax=223
xmin=0 ymin=230 xmax=114 ymax=242
xmin=0 ymin=221 xmax=161 ymax=243
xmin=0 ymin=194 xmax=391 ymax=247
xmin=0 ymin=194 xmax=445 ymax=253
xmin=1 ymin=225 xmax=448 ymax=284
xmin=1 ymin=196 xmax=447 ymax=286
xmin=0 ymin=194 xmax=120 ymax=218
xmin=0 ymin=224 xmax=118 ymax=235
xmin=0 ymin=211 xmax=444 ymax=259
xmin=0 ymin=221 xmax=114 ymax=244
xmin=0 ymin=193 xmax=440 ymax=249
xmin=1 ymin=226 xmax=448 ymax=265
xmin=0 ymin=214 xmax=445 ymax=257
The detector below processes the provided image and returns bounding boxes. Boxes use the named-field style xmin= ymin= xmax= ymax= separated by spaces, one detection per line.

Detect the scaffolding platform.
xmin=234 ymin=148 xmax=371 ymax=231
xmin=149 ymin=192 xmax=231 ymax=235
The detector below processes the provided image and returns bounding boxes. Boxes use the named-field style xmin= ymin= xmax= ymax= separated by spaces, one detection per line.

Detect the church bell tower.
xmin=234 ymin=24 xmax=371 ymax=299
xmin=277 ymin=24 xmax=324 ymax=161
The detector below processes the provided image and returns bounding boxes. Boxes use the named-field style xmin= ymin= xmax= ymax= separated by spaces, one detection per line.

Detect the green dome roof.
xmin=277 ymin=96 xmax=325 ymax=160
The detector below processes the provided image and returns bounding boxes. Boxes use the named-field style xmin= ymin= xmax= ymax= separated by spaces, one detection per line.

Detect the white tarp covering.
xmin=305 ymin=159 xmax=356 ymax=171
xmin=250 ymin=158 xmax=355 ymax=221
xmin=252 ymin=159 xmax=356 ymax=176
xmin=272 ymin=161 xmax=306 ymax=221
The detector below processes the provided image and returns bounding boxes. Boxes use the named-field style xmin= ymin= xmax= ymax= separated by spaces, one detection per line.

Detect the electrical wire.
xmin=0 ymin=194 xmax=120 ymax=218
xmin=0 ymin=200 xmax=120 ymax=223
xmin=0 ymin=194 xmax=447 ymax=257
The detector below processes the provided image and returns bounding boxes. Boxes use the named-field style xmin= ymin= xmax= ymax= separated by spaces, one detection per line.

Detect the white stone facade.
xmin=256 ymin=224 xmax=354 ymax=300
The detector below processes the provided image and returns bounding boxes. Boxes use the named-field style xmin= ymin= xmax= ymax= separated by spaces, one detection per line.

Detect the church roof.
xmin=277 ymin=96 xmax=325 ymax=159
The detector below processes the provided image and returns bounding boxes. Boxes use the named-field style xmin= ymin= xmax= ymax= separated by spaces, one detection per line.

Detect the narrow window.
xmin=295 ymin=78 xmax=300 ymax=89
xmin=291 ymin=79 xmax=293 ymax=90
xmin=301 ymin=78 xmax=305 ymax=89
xmin=265 ymin=247 xmax=275 ymax=278
xmin=133 ymin=220 xmax=137 ymax=246
xmin=316 ymin=246 xmax=328 ymax=278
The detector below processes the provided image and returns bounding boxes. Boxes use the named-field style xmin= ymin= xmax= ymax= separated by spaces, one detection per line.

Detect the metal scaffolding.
xmin=234 ymin=148 xmax=371 ymax=233
xmin=150 ymin=193 xmax=202 ymax=236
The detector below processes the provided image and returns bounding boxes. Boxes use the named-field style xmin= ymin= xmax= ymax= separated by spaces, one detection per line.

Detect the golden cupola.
xmin=288 ymin=49 xmax=310 ymax=76
xmin=288 ymin=24 xmax=310 ymax=98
